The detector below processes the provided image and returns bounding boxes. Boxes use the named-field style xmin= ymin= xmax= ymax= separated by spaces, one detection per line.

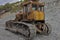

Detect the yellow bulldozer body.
xmin=27 ymin=11 xmax=45 ymax=21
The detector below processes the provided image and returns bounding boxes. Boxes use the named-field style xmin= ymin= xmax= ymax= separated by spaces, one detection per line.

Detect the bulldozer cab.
xmin=22 ymin=1 xmax=45 ymax=22
xmin=22 ymin=1 xmax=45 ymax=13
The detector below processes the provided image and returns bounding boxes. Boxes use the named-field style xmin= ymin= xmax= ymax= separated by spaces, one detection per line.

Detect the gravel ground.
xmin=0 ymin=0 xmax=60 ymax=40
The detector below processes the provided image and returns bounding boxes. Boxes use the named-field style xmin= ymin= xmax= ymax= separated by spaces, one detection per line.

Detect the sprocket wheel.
xmin=36 ymin=23 xmax=52 ymax=35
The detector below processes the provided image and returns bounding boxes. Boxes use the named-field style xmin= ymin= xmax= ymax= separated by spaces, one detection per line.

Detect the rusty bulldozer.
xmin=5 ymin=0 xmax=51 ymax=39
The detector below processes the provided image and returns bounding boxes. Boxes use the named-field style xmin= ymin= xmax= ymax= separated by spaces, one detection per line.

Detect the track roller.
xmin=36 ymin=23 xmax=52 ymax=35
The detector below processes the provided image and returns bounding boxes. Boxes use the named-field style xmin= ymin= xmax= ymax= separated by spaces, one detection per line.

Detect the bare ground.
xmin=0 ymin=1 xmax=60 ymax=40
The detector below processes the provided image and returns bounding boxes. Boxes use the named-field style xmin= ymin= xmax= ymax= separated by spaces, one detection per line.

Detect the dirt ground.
xmin=0 ymin=0 xmax=60 ymax=40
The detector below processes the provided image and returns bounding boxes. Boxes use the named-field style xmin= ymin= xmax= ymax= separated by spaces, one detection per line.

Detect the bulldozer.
xmin=5 ymin=0 xmax=51 ymax=39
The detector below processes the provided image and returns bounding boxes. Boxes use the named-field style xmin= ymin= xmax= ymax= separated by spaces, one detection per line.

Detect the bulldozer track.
xmin=5 ymin=21 xmax=36 ymax=39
